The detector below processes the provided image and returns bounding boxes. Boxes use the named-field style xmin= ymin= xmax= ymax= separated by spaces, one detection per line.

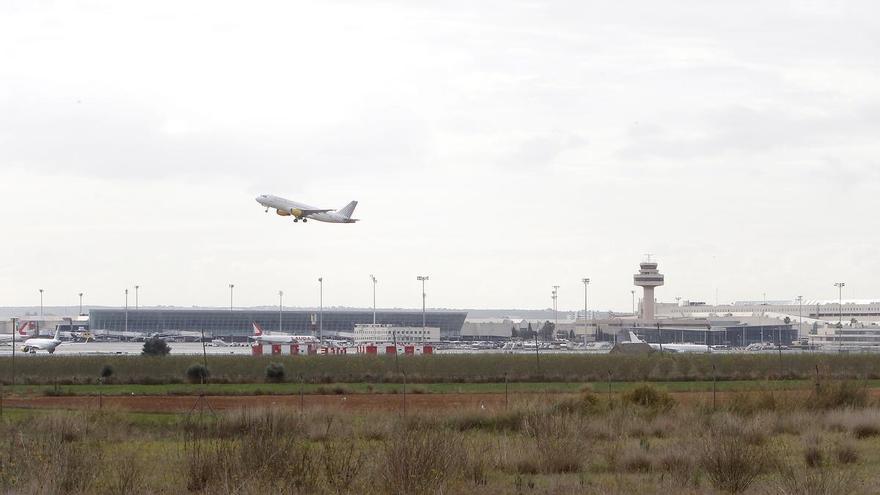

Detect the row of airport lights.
xmin=31 ymin=280 xmax=849 ymax=338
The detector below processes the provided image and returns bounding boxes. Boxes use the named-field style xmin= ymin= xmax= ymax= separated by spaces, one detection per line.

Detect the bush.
xmin=186 ymin=363 xmax=209 ymax=384
xmin=382 ymin=427 xmax=463 ymax=494
xmin=552 ymin=391 xmax=600 ymax=415
xmin=622 ymin=384 xmax=675 ymax=410
xmin=100 ymin=364 xmax=114 ymax=379
xmin=265 ymin=362 xmax=285 ymax=383
xmin=834 ymin=441 xmax=859 ymax=464
xmin=141 ymin=337 xmax=170 ymax=356
xmin=812 ymin=381 xmax=868 ymax=410
xmin=700 ymin=430 xmax=768 ymax=493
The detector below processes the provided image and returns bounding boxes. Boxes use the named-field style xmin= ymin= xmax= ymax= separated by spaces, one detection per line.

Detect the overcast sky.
xmin=2 ymin=1 xmax=879 ymax=312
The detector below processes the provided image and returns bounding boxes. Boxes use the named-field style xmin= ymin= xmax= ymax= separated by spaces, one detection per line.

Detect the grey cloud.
xmin=0 ymin=93 xmax=428 ymax=183
xmin=500 ymin=131 xmax=587 ymax=170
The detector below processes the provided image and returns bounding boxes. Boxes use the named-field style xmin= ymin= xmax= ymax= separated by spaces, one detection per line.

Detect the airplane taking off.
xmin=256 ymin=195 xmax=358 ymax=223
xmin=21 ymin=329 xmax=64 ymax=354
xmin=250 ymin=322 xmax=319 ymax=344
xmin=629 ymin=331 xmax=709 ymax=353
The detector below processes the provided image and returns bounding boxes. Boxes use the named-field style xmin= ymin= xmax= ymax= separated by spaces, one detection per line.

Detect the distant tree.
xmin=783 ymin=316 xmax=791 ymax=324
xmin=511 ymin=325 xmax=519 ymax=339
xmin=569 ymin=329 xmax=575 ymax=339
xmin=142 ymin=337 xmax=170 ymax=356
xmin=186 ymin=363 xmax=209 ymax=384
xmin=539 ymin=321 xmax=555 ymax=341
xmin=100 ymin=364 xmax=114 ymax=381
xmin=265 ymin=362 xmax=286 ymax=383
xmin=851 ymin=318 xmax=858 ymax=327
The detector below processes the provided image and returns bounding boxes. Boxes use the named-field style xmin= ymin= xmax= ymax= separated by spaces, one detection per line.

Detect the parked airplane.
xmin=255 ymin=195 xmax=358 ymax=223
xmin=21 ymin=329 xmax=64 ymax=354
xmin=250 ymin=322 xmax=320 ymax=344
xmin=629 ymin=331 xmax=709 ymax=353
xmin=0 ymin=326 xmax=29 ymax=344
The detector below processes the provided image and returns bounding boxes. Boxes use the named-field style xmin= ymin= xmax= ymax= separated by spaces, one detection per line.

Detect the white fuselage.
xmin=255 ymin=195 xmax=355 ymax=223
xmin=252 ymin=333 xmax=319 ymax=344
xmin=648 ymin=343 xmax=710 ymax=353
xmin=21 ymin=337 xmax=63 ymax=353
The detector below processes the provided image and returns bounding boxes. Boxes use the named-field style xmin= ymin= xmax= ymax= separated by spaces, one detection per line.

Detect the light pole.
xmin=318 ymin=277 xmax=323 ymax=344
xmin=581 ymin=278 xmax=590 ymax=344
xmin=10 ymin=317 xmax=16 ymax=386
xmin=370 ymin=275 xmax=377 ymax=325
xmin=631 ymin=290 xmax=635 ymax=316
xmin=278 ymin=290 xmax=283 ymax=332
xmin=417 ymin=276 xmax=429 ymax=331
xmin=135 ymin=285 xmax=140 ymax=310
xmin=229 ymin=284 xmax=234 ymax=311
xmin=78 ymin=292 xmax=83 ymax=316
xmin=797 ymin=295 xmax=803 ymax=340
xmin=834 ymin=282 xmax=845 ymax=326
xmin=39 ymin=289 xmax=44 ymax=333
xmin=552 ymin=285 xmax=559 ymax=340
xmin=124 ymin=289 xmax=129 ymax=333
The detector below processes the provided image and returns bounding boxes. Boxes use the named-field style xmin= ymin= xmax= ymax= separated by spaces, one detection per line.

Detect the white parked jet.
xmin=0 ymin=326 xmax=29 ymax=344
xmin=629 ymin=332 xmax=710 ymax=353
xmin=250 ymin=322 xmax=319 ymax=344
xmin=21 ymin=329 xmax=64 ymax=354
xmin=256 ymin=195 xmax=358 ymax=223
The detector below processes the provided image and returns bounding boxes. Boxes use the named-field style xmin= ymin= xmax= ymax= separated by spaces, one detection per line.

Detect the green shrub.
xmin=99 ymin=364 xmax=114 ymax=379
xmin=141 ymin=337 xmax=170 ymax=356
xmin=186 ymin=363 xmax=209 ymax=384
xmin=265 ymin=362 xmax=285 ymax=383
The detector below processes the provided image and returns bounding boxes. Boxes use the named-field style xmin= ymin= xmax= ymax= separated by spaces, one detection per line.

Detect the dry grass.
xmin=5 ymin=380 xmax=880 ymax=493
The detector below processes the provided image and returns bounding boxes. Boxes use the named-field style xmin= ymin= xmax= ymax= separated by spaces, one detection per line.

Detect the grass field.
xmin=2 ymin=352 xmax=880 ymax=386
xmin=4 ymin=354 xmax=880 ymax=493
xmin=2 ymin=381 xmax=880 ymax=494
xmin=3 ymin=378 xmax=878 ymax=398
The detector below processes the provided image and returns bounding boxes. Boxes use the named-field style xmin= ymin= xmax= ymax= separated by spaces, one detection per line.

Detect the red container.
xmin=423 ymin=345 xmax=434 ymax=354
xmin=366 ymin=345 xmax=377 ymax=355
xmin=271 ymin=344 xmax=282 ymax=355
xmin=386 ymin=345 xmax=397 ymax=354
xmin=251 ymin=344 xmax=263 ymax=356
xmin=404 ymin=345 xmax=415 ymax=355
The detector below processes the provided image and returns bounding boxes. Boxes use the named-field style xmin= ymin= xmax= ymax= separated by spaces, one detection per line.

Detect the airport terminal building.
xmin=88 ymin=308 xmax=467 ymax=341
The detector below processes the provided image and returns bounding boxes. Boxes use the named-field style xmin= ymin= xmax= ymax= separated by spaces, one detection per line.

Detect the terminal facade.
xmin=88 ymin=308 xmax=466 ymax=341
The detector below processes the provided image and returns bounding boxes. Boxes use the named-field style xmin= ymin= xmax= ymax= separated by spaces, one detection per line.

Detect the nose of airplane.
xmin=255 ymin=196 xmax=262 ymax=203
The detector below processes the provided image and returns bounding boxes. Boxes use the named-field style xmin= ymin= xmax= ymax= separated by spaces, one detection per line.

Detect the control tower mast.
xmin=633 ymin=256 xmax=664 ymax=321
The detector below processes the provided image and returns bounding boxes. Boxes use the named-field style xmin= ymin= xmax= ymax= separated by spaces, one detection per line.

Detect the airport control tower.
xmin=634 ymin=258 xmax=664 ymax=321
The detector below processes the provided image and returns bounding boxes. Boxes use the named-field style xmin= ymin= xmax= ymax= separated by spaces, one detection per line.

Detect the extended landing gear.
xmin=302 ymin=218 xmax=307 ymax=223
xmin=293 ymin=218 xmax=299 ymax=222
xmin=265 ymin=207 xmax=269 ymax=213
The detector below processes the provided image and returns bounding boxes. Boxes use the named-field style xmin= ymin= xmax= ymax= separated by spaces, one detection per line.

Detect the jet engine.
xmin=289 ymin=208 xmax=304 ymax=218
xmin=275 ymin=209 xmax=291 ymax=216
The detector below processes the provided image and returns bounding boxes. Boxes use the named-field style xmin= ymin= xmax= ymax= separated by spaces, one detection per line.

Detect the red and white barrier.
xmin=250 ymin=344 xmax=434 ymax=356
